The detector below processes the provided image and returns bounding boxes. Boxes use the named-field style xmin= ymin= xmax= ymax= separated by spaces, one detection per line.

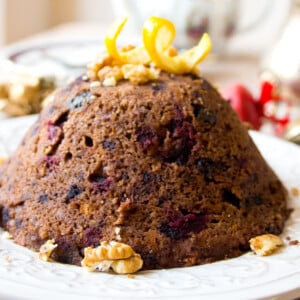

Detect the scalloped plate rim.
xmin=0 ymin=115 xmax=300 ymax=300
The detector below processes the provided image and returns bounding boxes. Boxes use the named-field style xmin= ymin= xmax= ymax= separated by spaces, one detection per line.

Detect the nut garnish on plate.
xmin=38 ymin=239 xmax=58 ymax=261
xmin=81 ymin=241 xmax=143 ymax=274
xmin=249 ymin=234 xmax=283 ymax=256
xmin=2 ymin=231 xmax=12 ymax=239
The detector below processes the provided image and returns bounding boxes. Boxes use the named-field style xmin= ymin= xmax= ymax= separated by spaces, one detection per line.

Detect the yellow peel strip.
xmin=105 ymin=17 xmax=150 ymax=64
xmin=104 ymin=16 xmax=211 ymax=75
xmin=143 ymin=16 xmax=211 ymax=74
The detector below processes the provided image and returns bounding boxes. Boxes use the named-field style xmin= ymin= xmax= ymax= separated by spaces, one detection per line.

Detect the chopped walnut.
xmin=103 ymin=76 xmax=117 ymax=87
xmin=89 ymin=81 xmax=101 ymax=88
xmin=2 ymin=231 xmax=12 ymax=239
xmin=81 ymin=241 xmax=143 ymax=274
xmin=111 ymin=254 xmax=143 ymax=274
xmin=122 ymin=64 xmax=160 ymax=84
xmin=38 ymin=239 xmax=57 ymax=261
xmin=86 ymin=47 xmax=160 ymax=86
xmin=98 ymin=66 xmax=123 ymax=86
xmin=249 ymin=234 xmax=283 ymax=256
xmin=114 ymin=226 xmax=122 ymax=241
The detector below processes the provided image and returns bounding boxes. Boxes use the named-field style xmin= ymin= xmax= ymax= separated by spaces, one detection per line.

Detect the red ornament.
xmin=221 ymin=81 xmax=290 ymax=135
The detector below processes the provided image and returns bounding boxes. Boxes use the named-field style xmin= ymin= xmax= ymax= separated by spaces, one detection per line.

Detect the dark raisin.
xmin=253 ymin=196 xmax=263 ymax=205
xmin=265 ymin=223 xmax=281 ymax=234
xmin=159 ymin=210 xmax=208 ymax=240
xmin=197 ymin=158 xmax=227 ymax=182
xmin=158 ymin=196 xmax=168 ymax=206
xmin=38 ymin=194 xmax=49 ymax=203
xmin=69 ymin=91 xmax=91 ymax=109
xmin=159 ymin=222 xmax=183 ymax=240
xmin=151 ymin=82 xmax=166 ymax=92
xmin=91 ymin=177 xmax=112 ymax=193
xmin=102 ymin=140 xmax=115 ymax=150
xmin=244 ymin=196 xmax=263 ymax=208
xmin=139 ymin=251 xmax=158 ymax=268
xmin=67 ymin=184 xmax=82 ymax=200
xmin=193 ymin=104 xmax=217 ymax=126
xmin=0 ymin=206 xmax=10 ymax=227
xmin=142 ymin=172 xmax=152 ymax=183
xmin=122 ymin=173 xmax=129 ymax=180
xmin=83 ymin=227 xmax=102 ymax=248
xmin=15 ymin=219 xmax=23 ymax=229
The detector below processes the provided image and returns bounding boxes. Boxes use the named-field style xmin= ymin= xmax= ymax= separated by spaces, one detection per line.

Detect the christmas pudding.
xmin=0 ymin=17 xmax=287 ymax=271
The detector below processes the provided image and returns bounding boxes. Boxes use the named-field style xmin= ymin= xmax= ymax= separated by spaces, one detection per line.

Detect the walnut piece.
xmin=81 ymin=241 xmax=143 ymax=274
xmin=249 ymin=234 xmax=283 ymax=256
xmin=38 ymin=239 xmax=57 ymax=261
xmin=2 ymin=231 xmax=12 ymax=240
xmin=86 ymin=48 xmax=160 ymax=86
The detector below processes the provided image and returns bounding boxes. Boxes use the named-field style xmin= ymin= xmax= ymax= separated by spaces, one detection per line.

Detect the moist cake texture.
xmin=0 ymin=72 xmax=287 ymax=269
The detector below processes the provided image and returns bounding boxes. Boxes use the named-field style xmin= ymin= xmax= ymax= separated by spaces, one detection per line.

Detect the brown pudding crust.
xmin=0 ymin=72 xmax=287 ymax=269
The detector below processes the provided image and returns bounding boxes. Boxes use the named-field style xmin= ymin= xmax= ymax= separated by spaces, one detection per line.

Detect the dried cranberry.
xmin=159 ymin=210 xmax=208 ymax=240
xmin=41 ymin=155 xmax=60 ymax=170
xmin=83 ymin=227 xmax=102 ymax=247
xmin=162 ymin=121 xmax=196 ymax=164
xmin=47 ymin=121 xmax=60 ymax=141
xmin=92 ymin=177 xmax=112 ymax=193
xmin=136 ymin=126 xmax=158 ymax=150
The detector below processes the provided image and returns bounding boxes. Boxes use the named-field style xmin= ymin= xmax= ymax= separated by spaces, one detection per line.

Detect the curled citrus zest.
xmin=105 ymin=17 xmax=150 ymax=64
xmin=142 ymin=16 xmax=211 ymax=74
xmin=182 ymin=33 xmax=212 ymax=69
xmin=99 ymin=16 xmax=211 ymax=84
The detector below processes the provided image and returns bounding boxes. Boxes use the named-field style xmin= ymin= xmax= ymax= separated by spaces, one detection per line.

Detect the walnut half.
xmin=249 ymin=234 xmax=283 ymax=256
xmin=38 ymin=239 xmax=57 ymax=261
xmin=81 ymin=241 xmax=143 ymax=274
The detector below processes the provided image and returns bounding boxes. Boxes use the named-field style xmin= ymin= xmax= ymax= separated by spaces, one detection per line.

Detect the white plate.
xmin=0 ymin=115 xmax=300 ymax=300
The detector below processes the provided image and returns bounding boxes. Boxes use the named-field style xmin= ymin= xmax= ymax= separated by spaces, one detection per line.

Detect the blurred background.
xmin=0 ymin=0 xmax=299 ymax=143
xmin=0 ymin=0 xmax=113 ymax=45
